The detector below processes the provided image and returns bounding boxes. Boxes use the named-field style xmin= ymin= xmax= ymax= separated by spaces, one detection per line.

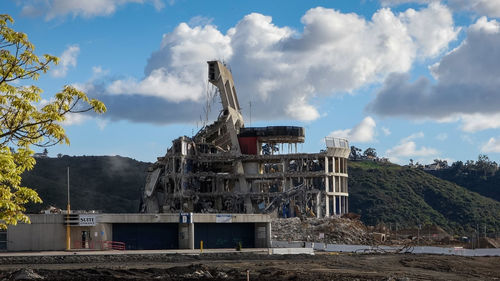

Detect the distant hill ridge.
xmin=22 ymin=155 xmax=150 ymax=213
xmin=348 ymin=161 xmax=500 ymax=235
xmin=21 ymin=156 xmax=500 ymax=235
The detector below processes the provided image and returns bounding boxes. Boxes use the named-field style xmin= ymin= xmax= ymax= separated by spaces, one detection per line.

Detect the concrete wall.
xmin=98 ymin=213 xmax=179 ymax=223
xmin=70 ymin=223 xmax=112 ymax=250
xmin=7 ymin=215 xmax=65 ymax=251
xmin=6 ymin=213 xmax=271 ymax=251
xmin=254 ymin=222 xmax=271 ymax=248
xmin=193 ymin=213 xmax=270 ymax=223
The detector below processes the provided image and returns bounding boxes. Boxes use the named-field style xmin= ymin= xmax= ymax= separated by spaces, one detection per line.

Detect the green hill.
xmin=428 ymin=169 xmax=500 ymax=202
xmin=348 ymin=160 xmax=500 ymax=235
xmin=22 ymin=156 xmax=150 ymax=213
xmin=20 ymin=156 xmax=500 ymax=235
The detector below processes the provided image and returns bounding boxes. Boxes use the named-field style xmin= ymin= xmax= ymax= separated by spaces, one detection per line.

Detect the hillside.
xmin=20 ymin=156 xmax=500 ymax=235
xmin=348 ymin=161 xmax=500 ymax=235
xmin=428 ymin=169 xmax=500 ymax=202
xmin=22 ymin=156 xmax=150 ymax=213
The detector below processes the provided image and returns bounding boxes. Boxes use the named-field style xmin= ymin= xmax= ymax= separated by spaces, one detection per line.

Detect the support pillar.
xmin=325 ymin=195 xmax=330 ymax=217
xmin=266 ymin=222 xmax=272 ymax=248
xmin=337 ymin=195 xmax=341 ymax=216
xmin=188 ymin=222 xmax=194 ymax=249
xmin=316 ymin=192 xmax=321 ymax=218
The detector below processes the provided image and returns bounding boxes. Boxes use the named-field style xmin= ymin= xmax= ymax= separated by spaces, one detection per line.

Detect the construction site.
xmin=2 ymin=61 xmax=500 ymax=280
xmin=140 ymin=61 xmax=350 ymax=219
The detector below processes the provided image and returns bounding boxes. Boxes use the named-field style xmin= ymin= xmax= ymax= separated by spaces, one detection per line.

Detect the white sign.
xmin=79 ymin=214 xmax=96 ymax=226
xmin=216 ymin=214 xmax=232 ymax=223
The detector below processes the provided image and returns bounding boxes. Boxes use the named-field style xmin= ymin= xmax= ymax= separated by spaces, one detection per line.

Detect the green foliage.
xmin=428 ymin=154 xmax=500 ymax=202
xmin=363 ymin=147 xmax=377 ymax=158
xmin=0 ymin=14 xmax=106 ymax=228
xmin=22 ymin=156 xmax=150 ymax=213
xmin=348 ymin=161 xmax=500 ymax=235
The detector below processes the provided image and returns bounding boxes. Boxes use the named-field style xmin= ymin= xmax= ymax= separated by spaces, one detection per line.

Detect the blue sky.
xmin=4 ymin=0 xmax=500 ymax=165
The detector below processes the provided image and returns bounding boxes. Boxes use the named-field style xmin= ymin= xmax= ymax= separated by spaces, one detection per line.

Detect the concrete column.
xmin=255 ymin=222 xmax=271 ymax=248
xmin=178 ymin=221 xmax=195 ymax=250
xmin=266 ymin=222 xmax=272 ymax=248
xmin=325 ymin=195 xmax=330 ymax=217
xmin=315 ymin=192 xmax=321 ymax=218
xmin=188 ymin=222 xmax=194 ymax=250
xmin=337 ymin=195 xmax=341 ymax=216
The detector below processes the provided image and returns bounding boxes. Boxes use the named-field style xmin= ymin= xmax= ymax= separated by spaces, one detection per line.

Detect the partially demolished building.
xmin=141 ymin=61 xmax=350 ymax=218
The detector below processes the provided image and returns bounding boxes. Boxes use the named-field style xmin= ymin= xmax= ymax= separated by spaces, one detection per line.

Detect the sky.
xmin=3 ymin=0 xmax=500 ymax=165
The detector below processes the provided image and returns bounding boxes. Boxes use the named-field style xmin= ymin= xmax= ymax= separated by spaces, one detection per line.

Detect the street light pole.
xmin=66 ymin=167 xmax=71 ymax=250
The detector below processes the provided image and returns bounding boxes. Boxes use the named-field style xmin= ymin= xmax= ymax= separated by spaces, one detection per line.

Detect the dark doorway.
xmin=194 ymin=223 xmax=255 ymax=249
xmin=112 ymin=223 xmax=178 ymax=250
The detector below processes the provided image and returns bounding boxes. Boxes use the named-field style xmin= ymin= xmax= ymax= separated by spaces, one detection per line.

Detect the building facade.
xmin=3 ymin=213 xmax=271 ymax=251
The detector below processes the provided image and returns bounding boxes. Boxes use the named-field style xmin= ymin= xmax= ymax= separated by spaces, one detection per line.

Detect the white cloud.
xmin=107 ymin=68 xmax=205 ymax=102
xmin=460 ymin=113 xmax=500 ymax=132
xmin=96 ymin=119 xmax=109 ymax=131
xmin=481 ymin=137 xmax=500 ymax=153
xmin=385 ymin=132 xmax=439 ymax=163
xmin=381 ymin=0 xmax=500 ymax=18
xmin=188 ymin=16 xmax=214 ymax=27
xmin=21 ymin=0 xmax=166 ymax=20
xmin=401 ymin=131 xmax=424 ymax=142
xmin=92 ymin=66 xmax=105 ymax=75
xmin=369 ymin=17 xmax=500 ymax=125
xmin=100 ymin=5 xmax=458 ymax=123
xmin=461 ymin=134 xmax=474 ymax=144
xmin=436 ymin=133 xmax=448 ymax=141
xmin=51 ymin=45 xmax=80 ymax=78
xmin=328 ymin=117 xmax=376 ymax=143
xmin=61 ymin=112 xmax=90 ymax=126
xmin=398 ymin=3 xmax=460 ymax=57
xmin=382 ymin=127 xmax=391 ymax=136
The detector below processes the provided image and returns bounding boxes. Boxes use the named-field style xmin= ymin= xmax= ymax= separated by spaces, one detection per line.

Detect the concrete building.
xmin=141 ymin=61 xmax=350 ymax=218
xmin=3 ymin=213 xmax=271 ymax=251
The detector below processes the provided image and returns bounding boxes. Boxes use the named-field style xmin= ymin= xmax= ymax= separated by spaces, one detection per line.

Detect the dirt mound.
xmin=9 ymin=269 xmax=44 ymax=280
xmin=272 ymin=216 xmax=374 ymax=244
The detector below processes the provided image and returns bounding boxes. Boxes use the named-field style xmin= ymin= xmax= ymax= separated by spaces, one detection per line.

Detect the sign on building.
xmin=179 ymin=212 xmax=192 ymax=223
xmin=216 ymin=214 xmax=232 ymax=223
xmin=79 ymin=214 xmax=97 ymax=226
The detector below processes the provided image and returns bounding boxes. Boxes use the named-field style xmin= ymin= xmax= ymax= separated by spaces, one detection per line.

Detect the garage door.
xmin=112 ymin=223 xmax=178 ymax=250
xmin=194 ymin=223 xmax=255 ymax=249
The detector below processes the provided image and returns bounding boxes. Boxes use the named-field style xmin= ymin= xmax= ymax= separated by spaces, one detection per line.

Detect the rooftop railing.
xmin=325 ymin=137 xmax=349 ymax=149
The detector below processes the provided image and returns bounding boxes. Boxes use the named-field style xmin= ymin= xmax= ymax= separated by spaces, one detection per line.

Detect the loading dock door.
xmin=195 ymin=223 xmax=255 ymax=249
xmin=112 ymin=223 xmax=178 ymax=250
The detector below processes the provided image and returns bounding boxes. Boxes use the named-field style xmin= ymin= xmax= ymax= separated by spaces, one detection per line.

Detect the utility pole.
xmin=249 ymin=101 xmax=252 ymax=126
xmin=66 ymin=167 xmax=71 ymax=250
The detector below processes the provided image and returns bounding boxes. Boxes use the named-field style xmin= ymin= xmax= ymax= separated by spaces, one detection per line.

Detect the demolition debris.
xmin=272 ymin=217 xmax=374 ymax=245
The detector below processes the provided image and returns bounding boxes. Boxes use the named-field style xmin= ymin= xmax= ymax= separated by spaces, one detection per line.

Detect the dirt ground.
xmin=0 ymin=252 xmax=499 ymax=281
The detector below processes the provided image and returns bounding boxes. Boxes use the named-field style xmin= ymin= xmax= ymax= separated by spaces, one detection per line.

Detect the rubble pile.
xmin=272 ymin=217 xmax=374 ymax=245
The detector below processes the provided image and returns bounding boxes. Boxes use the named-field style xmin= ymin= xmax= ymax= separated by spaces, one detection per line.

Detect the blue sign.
xmin=179 ymin=212 xmax=192 ymax=223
